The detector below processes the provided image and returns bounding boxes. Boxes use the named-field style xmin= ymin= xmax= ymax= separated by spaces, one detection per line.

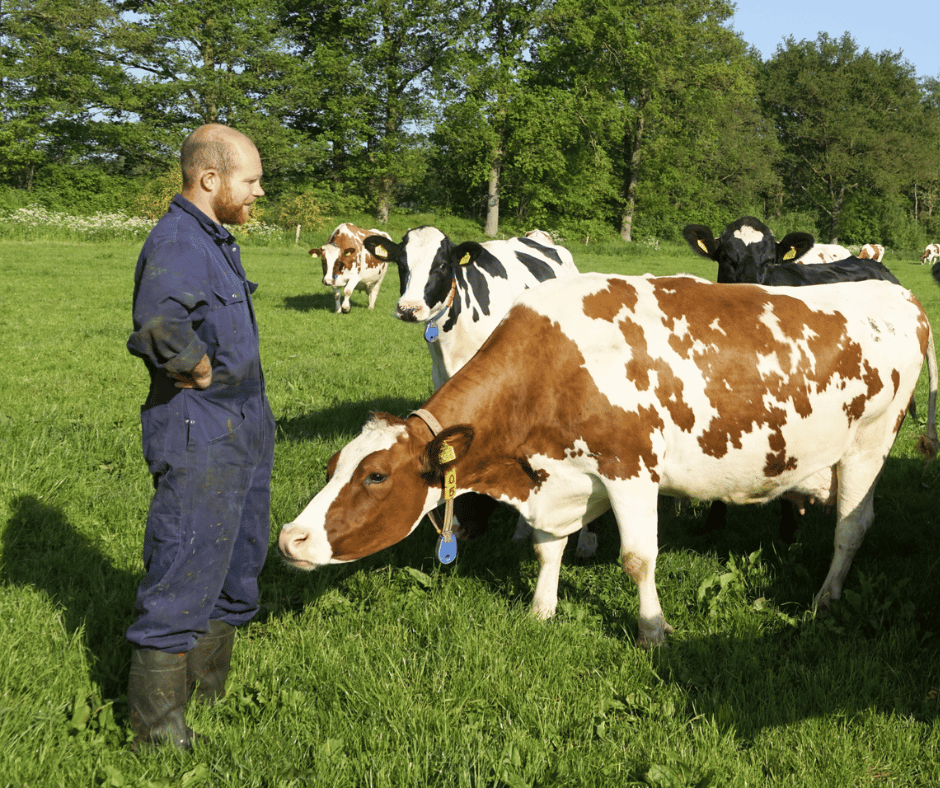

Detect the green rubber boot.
xmin=187 ymin=619 xmax=235 ymax=704
xmin=127 ymin=648 xmax=193 ymax=751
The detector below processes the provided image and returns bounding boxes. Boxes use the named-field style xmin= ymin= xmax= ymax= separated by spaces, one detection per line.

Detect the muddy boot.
xmin=127 ymin=648 xmax=193 ymax=751
xmin=187 ymin=619 xmax=235 ymax=704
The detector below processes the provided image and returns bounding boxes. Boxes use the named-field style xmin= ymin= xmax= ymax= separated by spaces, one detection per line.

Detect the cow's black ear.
xmin=451 ymin=241 xmax=485 ymax=267
xmin=683 ymin=225 xmax=717 ymax=259
xmin=363 ymin=235 xmax=400 ymax=262
xmin=422 ymin=425 xmax=474 ymax=479
xmin=309 ymin=247 xmax=323 ymax=258
xmin=777 ymin=232 xmax=815 ymax=263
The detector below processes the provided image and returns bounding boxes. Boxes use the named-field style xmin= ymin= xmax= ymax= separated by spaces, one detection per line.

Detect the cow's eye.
xmin=365 ymin=472 xmax=387 ymax=485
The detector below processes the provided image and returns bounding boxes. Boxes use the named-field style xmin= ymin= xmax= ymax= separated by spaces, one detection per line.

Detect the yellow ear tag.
xmin=696 ymin=239 xmax=708 ymax=253
xmin=439 ymin=442 xmax=456 ymax=463
xmin=443 ymin=468 xmax=457 ymax=500
xmin=782 ymin=248 xmax=796 ymax=261
xmin=375 ymin=245 xmax=388 ymax=257
xmin=310 ymin=251 xmax=320 ymax=258
xmin=459 ymin=253 xmax=471 ymax=266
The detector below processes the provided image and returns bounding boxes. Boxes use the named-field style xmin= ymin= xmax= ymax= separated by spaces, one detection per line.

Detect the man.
xmin=125 ymin=124 xmax=274 ymax=750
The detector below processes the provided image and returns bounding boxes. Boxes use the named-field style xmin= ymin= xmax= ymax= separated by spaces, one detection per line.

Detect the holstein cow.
xmin=683 ymin=216 xmax=903 ymax=538
xmin=859 ymin=243 xmax=885 ymax=262
xmin=922 ymin=244 xmax=940 ymax=266
xmin=310 ymin=223 xmax=391 ymax=313
xmin=363 ymin=225 xmax=586 ymax=551
xmin=279 ymin=273 xmax=937 ymax=647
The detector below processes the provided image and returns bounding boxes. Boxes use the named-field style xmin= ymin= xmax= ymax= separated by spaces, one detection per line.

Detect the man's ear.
xmin=198 ymin=168 xmax=221 ymax=194
xmin=421 ymin=425 xmax=474 ymax=480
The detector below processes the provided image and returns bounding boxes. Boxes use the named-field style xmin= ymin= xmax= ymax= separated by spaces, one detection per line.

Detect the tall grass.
xmin=1 ymin=235 xmax=940 ymax=786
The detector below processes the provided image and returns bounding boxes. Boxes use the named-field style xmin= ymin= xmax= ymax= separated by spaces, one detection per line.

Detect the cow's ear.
xmin=777 ymin=232 xmax=815 ymax=263
xmin=309 ymin=247 xmax=323 ymax=258
xmin=363 ymin=235 xmax=400 ymax=262
xmin=422 ymin=426 xmax=474 ymax=478
xmin=451 ymin=241 xmax=485 ymax=267
xmin=682 ymin=225 xmax=717 ymax=259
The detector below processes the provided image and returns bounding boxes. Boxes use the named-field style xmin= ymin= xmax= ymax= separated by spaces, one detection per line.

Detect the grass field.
xmin=1 ymin=232 xmax=940 ymax=787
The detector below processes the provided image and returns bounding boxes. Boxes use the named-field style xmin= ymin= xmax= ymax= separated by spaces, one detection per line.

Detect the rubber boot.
xmin=187 ymin=619 xmax=235 ymax=704
xmin=127 ymin=648 xmax=193 ymax=751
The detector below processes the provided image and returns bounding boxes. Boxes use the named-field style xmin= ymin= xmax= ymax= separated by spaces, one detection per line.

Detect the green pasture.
xmin=1 ymin=234 xmax=940 ymax=787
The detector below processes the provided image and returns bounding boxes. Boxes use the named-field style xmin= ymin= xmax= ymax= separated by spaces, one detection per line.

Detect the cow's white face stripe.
xmin=734 ymin=225 xmax=765 ymax=246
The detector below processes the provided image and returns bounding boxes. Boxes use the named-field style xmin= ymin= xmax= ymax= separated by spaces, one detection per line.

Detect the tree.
xmin=532 ymin=0 xmax=748 ymax=241
xmin=0 ymin=0 xmax=125 ymax=189
xmin=760 ymin=33 xmax=926 ymax=244
xmin=281 ymin=0 xmax=482 ymax=224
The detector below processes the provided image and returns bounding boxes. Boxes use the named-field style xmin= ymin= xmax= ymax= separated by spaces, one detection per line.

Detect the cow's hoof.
xmin=637 ymin=620 xmax=673 ymax=649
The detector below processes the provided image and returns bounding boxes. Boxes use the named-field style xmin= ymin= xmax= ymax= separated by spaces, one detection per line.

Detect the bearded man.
xmin=125 ymin=124 xmax=274 ymax=750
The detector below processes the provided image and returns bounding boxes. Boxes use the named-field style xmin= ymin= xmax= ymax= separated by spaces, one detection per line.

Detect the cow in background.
xmin=279 ymin=274 xmax=937 ymax=647
xmin=363 ymin=226 xmax=591 ymax=552
xmin=796 ymin=243 xmax=853 ymax=264
xmin=859 ymin=243 xmax=885 ymax=262
xmin=922 ymin=244 xmax=940 ymax=266
xmin=524 ymin=229 xmax=555 ymax=246
xmin=310 ymin=223 xmax=390 ymax=313
xmin=683 ymin=216 xmax=902 ymax=540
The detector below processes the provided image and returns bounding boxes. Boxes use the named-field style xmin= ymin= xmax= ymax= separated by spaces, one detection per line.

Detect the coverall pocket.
xmin=182 ymin=393 xmax=248 ymax=447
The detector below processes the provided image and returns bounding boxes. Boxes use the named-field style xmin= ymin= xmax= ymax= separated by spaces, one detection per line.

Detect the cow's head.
xmin=278 ymin=412 xmax=474 ymax=568
xmin=310 ymin=241 xmax=360 ymax=288
xmin=365 ymin=226 xmax=462 ymax=322
xmin=683 ymin=217 xmax=814 ymax=283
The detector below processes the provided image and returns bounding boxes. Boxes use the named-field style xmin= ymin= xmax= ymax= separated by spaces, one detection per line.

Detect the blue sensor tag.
xmin=425 ymin=323 xmax=439 ymax=343
xmin=436 ymin=534 xmax=457 ymax=564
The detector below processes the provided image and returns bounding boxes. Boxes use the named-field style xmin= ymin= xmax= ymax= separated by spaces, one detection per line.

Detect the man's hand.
xmin=169 ymin=354 xmax=212 ymax=389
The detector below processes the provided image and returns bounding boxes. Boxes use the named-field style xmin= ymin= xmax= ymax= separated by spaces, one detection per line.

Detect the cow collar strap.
xmin=409 ymin=409 xmax=458 ymax=564
xmin=424 ymin=280 xmax=458 ymax=343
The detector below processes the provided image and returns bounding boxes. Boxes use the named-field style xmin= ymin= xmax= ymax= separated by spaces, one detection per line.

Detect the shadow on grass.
xmin=283 ymin=292 xmax=348 ymax=313
xmin=0 ymin=494 xmax=137 ymax=701
xmin=275 ymin=395 xmax=426 ymax=444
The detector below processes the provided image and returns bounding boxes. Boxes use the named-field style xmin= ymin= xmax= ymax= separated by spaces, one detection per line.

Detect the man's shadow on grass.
xmin=0 ymin=494 xmax=137 ymax=701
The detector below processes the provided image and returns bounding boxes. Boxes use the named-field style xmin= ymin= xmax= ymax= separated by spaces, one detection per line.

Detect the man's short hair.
xmin=180 ymin=129 xmax=236 ymax=189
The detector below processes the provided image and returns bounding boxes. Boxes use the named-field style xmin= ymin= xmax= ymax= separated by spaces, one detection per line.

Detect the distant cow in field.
xmin=524 ymin=229 xmax=555 ymax=246
xmin=922 ymin=244 xmax=940 ymax=266
xmin=859 ymin=243 xmax=885 ymax=262
xmin=796 ymin=243 xmax=853 ymax=264
xmin=310 ymin=223 xmax=390 ymax=313
xmin=279 ymin=273 xmax=937 ymax=647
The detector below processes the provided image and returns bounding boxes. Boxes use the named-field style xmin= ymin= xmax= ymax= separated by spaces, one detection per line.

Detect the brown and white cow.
xmin=279 ymin=274 xmax=937 ymax=647
xmin=310 ymin=223 xmax=391 ymax=313
xmin=796 ymin=242 xmax=853 ymax=264
xmin=859 ymin=243 xmax=885 ymax=262
xmin=524 ymin=229 xmax=555 ymax=246
xmin=922 ymin=244 xmax=940 ymax=266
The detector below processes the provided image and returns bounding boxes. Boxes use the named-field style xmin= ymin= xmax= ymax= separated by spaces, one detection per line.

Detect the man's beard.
xmin=213 ymin=183 xmax=251 ymax=226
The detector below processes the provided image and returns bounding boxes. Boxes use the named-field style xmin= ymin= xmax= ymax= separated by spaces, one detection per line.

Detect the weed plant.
xmin=1 ymin=232 xmax=940 ymax=786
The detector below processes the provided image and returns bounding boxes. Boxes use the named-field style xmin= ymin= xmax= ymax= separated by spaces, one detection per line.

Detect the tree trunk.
xmin=484 ymin=156 xmax=501 ymax=237
xmin=375 ymin=188 xmax=391 ymax=224
xmin=620 ymin=110 xmax=645 ymax=243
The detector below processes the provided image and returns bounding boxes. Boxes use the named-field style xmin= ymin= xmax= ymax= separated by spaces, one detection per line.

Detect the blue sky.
xmin=729 ymin=0 xmax=940 ymax=81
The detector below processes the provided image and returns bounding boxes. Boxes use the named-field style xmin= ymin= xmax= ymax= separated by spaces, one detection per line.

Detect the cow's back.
xmin=496 ymin=274 xmax=926 ymax=503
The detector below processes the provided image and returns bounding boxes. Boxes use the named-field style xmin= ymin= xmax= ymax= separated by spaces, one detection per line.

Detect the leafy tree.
xmin=0 ymin=0 xmax=125 ymax=190
xmin=103 ymin=0 xmax=316 ymax=189
xmin=760 ymin=33 xmax=926 ymax=244
xmin=281 ymin=0 xmax=482 ymax=224
xmin=532 ymin=0 xmax=748 ymax=241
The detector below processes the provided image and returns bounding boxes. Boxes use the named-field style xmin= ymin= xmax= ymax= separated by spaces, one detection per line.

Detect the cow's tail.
xmin=916 ymin=322 xmax=939 ymax=462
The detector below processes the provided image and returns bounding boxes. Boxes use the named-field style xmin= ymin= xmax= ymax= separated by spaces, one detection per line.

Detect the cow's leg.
xmin=332 ymin=290 xmax=342 ymax=313
xmin=530 ymin=530 xmax=566 ymax=619
xmin=813 ymin=460 xmax=879 ymax=612
xmin=367 ymin=267 xmax=387 ymax=310
xmin=607 ymin=480 xmax=672 ymax=647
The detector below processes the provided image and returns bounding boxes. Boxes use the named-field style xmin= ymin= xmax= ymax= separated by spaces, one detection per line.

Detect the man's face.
xmin=213 ymin=144 xmax=264 ymax=226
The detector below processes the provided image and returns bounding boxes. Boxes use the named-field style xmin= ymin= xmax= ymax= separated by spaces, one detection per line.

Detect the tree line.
xmin=2 ymin=0 xmax=939 ymax=247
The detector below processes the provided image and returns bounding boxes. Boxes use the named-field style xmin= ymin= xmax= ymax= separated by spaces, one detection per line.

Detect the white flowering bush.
xmin=0 ymin=206 xmax=155 ymax=242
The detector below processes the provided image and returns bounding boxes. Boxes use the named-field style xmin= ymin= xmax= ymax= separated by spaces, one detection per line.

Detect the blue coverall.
xmin=126 ymin=194 xmax=275 ymax=653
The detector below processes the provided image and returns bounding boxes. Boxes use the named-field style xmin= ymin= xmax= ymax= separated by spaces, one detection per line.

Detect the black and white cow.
xmin=683 ymin=216 xmax=902 ymax=539
xmin=683 ymin=216 xmax=900 ymax=287
xmin=363 ymin=226 xmax=586 ymax=550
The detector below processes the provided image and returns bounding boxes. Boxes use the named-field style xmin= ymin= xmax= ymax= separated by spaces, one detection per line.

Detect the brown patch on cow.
xmin=650 ymin=277 xmax=873 ymax=475
xmin=582 ymin=278 xmax=639 ymax=321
